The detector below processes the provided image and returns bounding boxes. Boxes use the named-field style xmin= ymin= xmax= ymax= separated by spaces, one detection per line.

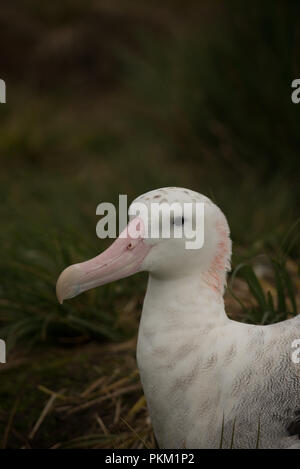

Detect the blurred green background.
xmin=0 ymin=0 xmax=300 ymax=448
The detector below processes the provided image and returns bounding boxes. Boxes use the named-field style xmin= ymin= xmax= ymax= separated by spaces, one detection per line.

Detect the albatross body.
xmin=56 ymin=187 xmax=300 ymax=449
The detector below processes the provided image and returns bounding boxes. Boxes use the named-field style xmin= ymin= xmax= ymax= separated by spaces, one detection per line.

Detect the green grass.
xmin=229 ymin=257 xmax=299 ymax=325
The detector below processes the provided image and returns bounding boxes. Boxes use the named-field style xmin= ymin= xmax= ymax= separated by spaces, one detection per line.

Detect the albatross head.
xmin=56 ymin=187 xmax=232 ymax=303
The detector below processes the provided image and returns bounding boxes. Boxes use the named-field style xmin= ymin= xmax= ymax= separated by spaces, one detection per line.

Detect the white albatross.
xmin=56 ymin=187 xmax=300 ymax=449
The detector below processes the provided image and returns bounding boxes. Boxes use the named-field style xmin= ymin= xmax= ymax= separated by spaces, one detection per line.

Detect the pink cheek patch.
xmin=205 ymin=216 xmax=232 ymax=294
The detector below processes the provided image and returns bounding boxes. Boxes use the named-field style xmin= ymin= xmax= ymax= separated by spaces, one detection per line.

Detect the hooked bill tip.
xmin=56 ymin=264 xmax=80 ymax=304
xmin=56 ymin=282 xmax=65 ymax=304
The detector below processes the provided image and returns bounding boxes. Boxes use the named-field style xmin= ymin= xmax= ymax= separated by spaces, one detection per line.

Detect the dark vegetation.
xmin=0 ymin=0 xmax=299 ymax=448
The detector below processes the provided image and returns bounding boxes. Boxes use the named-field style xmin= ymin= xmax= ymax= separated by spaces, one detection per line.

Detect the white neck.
xmin=140 ymin=272 xmax=228 ymax=332
xmin=136 ymin=271 xmax=229 ymax=447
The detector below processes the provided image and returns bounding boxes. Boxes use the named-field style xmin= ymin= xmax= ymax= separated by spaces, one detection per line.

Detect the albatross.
xmin=56 ymin=187 xmax=300 ymax=449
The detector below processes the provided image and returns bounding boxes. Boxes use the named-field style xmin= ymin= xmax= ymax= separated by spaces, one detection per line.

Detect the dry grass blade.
xmin=95 ymin=414 xmax=109 ymax=435
xmin=102 ymin=377 xmax=131 ymax=394
xmin=38 ymin=385 xmax=67 ymax=400
xmin=29 ymin=390 xmax=64 ymax=440
xmin=109 ymin=339 xmax=137 ymax=352
xmin=81 ymin=376 xmax=107 ymax=397
xmin=66 ymin=384 xmax=141 ymax=416
xmin=2 ymin=396 xmax=20 ymax=449
xmin=114 ymin=435 xmax=139 ymax=449
xmin=120 ymin=416 xmax=150 ymax=449
xmin=50 ymin=442 xmax=62 ymax=449
xmin=127 ymin=395 xmax=146 ymax=418
xmin=59 ymin=433 xmax=125 ymax=449
xmin=114 ymin=397 xmax=122 ymax=424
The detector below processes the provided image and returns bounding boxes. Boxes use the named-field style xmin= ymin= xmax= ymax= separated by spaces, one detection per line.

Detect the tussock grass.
xmin=229 ymin=256 xmax=299 ymax=325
